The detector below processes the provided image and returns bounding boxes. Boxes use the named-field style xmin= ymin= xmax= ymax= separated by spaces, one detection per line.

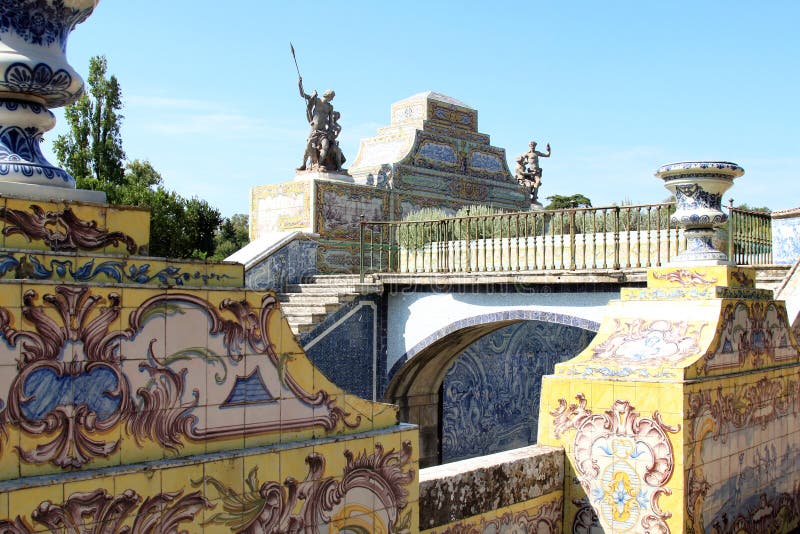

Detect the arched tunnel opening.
xmin=385 ymin=316 xmax=598 ymax=467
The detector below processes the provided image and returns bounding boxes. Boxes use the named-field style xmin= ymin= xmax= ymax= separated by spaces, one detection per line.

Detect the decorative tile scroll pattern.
xmin=0 ymin=204 xmax=139 ymax=253
xmin=0 ymin=488 xmax=211 ymax=532
xmin=0 ymin=285 xmax=368 ymax=473
xmin=0 ymin=434 xmax=417 ymax=533
xmin=591 ymin=318 xmax=705 ymax=366
xmin=0 ymin=252 xmax=239 ymax=286
xmin=551 ymin=395 xmax=679 ymax=533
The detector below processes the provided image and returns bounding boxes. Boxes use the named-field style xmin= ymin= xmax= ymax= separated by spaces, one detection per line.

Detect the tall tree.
xmin=212 ymin=214 xmax=250 ymax=259
xmin=54 ymin=56 xmax=125 ymax=188
xmin=53 ymin=56 xmax=223 ymax=259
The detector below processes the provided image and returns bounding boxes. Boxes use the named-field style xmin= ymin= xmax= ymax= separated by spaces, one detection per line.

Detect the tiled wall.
xmin=245 ymin=237 xmax=317 ymax=291
xmin=0 ymin=196 xmax=419 ymax=532
xmin=773 ymin=210 xmax=800 ymax=264
xmin=538 ymin=266 xmax=800 ymax=533
xmin=303 ymin=295 xmax=384 ymax=400
xmin=441 ymin=320 xmax=595 ymax=462
xmin=0 ymin=426 xmax=419 ymax=532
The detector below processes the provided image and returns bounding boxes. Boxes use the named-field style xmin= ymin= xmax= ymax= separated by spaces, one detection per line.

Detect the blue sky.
xmin=43 ymin=1 xmax=800 ymax=216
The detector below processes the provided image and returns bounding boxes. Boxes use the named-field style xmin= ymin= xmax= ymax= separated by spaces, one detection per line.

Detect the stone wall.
xmin=419 ymin=445 xmax=564 ymax=533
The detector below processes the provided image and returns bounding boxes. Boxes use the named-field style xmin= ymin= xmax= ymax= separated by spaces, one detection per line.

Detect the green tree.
xmin=212 ymin=214 xmax=250 ymax=259
xmin=545 ymin=194 xmax=593 ymax=209
xmin=53 ymin=56 xmax=125 ymax=188
xmin=53 ymin=56 xmax=223 ymax=259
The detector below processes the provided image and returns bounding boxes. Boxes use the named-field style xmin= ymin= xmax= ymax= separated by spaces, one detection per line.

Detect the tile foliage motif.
xmin=0 ymin=253 xmax=233 ymax=285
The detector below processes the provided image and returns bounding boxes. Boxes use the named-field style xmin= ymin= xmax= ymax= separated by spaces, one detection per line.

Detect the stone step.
xmin=279 ymin=303 xmax=340 ymax=315
xmin=280 ymin=311 xmax=329 ymax=324
xmin=304 ymin=274 xmax=374 ymax=284
xmin=278 ymin=293 xmax=354 ymax=305
xmin=284 ymin=283 xmax=381 ymax=295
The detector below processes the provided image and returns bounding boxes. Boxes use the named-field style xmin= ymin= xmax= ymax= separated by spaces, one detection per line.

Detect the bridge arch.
xmin=385 ymin=310 xmax=599 ymax=467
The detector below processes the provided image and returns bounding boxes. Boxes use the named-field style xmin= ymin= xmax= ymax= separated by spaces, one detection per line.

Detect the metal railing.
xmin=359 ymin=202 xmax=774 ymax=281
xmin=728 ymin=205 xmax=772 ymax=265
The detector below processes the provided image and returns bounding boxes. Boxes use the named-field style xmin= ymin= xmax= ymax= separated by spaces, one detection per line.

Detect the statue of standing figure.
xmin=291 ymin=43 xmax=346 ymax=172
xmin=515 ymin=140 xmax=551 ymax=205
xmin=296 ymin=76 xmax=345 ymax=172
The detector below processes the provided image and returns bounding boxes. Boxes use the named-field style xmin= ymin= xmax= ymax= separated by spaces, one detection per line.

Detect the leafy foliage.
xmin=545 ymin=194 xmax=592 ymax=209
xmin=212 ymin=213 xmax=249 ymax=260
xmin=53 ymin=56 xmax=225 ymax=259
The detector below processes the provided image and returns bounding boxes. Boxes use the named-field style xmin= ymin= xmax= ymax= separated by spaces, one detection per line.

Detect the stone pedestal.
xmin=537 ymin=265 xmax=800 ymax=533
xmin=294 ymin=169 xmax=354 ymax=183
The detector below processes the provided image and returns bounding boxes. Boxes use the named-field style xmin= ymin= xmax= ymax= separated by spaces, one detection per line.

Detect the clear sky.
xmin=42 ymin=1 xmax=800 ymax=217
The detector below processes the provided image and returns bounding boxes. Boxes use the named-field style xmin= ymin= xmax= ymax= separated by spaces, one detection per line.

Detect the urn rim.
xmin=654 ymin=161 xmax=744 ymax=180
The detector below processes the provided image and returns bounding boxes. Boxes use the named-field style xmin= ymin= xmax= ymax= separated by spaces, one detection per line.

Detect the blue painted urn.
xmin=656 ymin=161 xmax=744 ymax=265
xmin=0 ymin=0 xmax=99 ymax=188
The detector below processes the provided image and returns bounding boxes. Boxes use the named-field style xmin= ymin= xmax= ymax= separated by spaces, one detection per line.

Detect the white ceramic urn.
xmin=0 ymin=0 xmax=99 ymax=189
xmin=655 ymin=161 xmax=744 ymax=265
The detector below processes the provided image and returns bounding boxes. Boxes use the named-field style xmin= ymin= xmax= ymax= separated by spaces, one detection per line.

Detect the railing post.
xmin=359 ymin=214 xmax=365 ymax=283
xmin=727 ymin=199 xmax=735 ymax=263
xmin=569 ymin=210 xmax=576 ymax=270
xmin=613 ymin=206 xmax=621 ymax=270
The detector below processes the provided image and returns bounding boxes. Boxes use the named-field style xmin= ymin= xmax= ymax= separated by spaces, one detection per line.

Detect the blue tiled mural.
xmin=441 ymin=320 xmax=595 ymax=462
xmin=245 ymin=238 xmax=317 ymax=291
xmin=302 ymin=296 xmax=383 ymax=401
xmin=772 ymin=212 xmax=800 ymax=264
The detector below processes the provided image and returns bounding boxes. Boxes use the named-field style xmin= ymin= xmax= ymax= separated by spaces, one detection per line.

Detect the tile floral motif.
xmin=0 ymin=286 xmax=359 ymax=470
xmin=0 ymin=487 xmax=210 ymax=532
xmin=198 ymin=442 xmax=414 ymax=532
xmin=591 ymin=318 xmax=705 ymax=366
xmin=0 ymin=204 xmax=138 ymax=253
xmin=551 ymin=395 xmax=679 ymax=533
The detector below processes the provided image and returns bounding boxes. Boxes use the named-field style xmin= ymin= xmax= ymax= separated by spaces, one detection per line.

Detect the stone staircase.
xmin=278 ymin=274 xmax=383 ymax=336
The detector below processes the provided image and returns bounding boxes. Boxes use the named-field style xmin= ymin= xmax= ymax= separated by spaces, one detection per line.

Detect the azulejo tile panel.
xmin=0 ymin=252 xmax=242 ymax=286
xmin=539 ymin=264 xmax=800 ymax=533
xmin=0 ymin=429 xmax=418 ymax=533
xmin=441 ymin=320 xmax=594 ymax=462
xmin=772 ymin=215 xmax=800 ymax=265
xmin=0 ymin=198 xmax=147 ymax=255
xmin=0 ymin=282 xmax=399 ymax=481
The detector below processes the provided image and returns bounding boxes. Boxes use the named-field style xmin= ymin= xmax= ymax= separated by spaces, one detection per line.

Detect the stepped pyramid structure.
xmin=248 ymin=91 xmax=529 ymax=279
